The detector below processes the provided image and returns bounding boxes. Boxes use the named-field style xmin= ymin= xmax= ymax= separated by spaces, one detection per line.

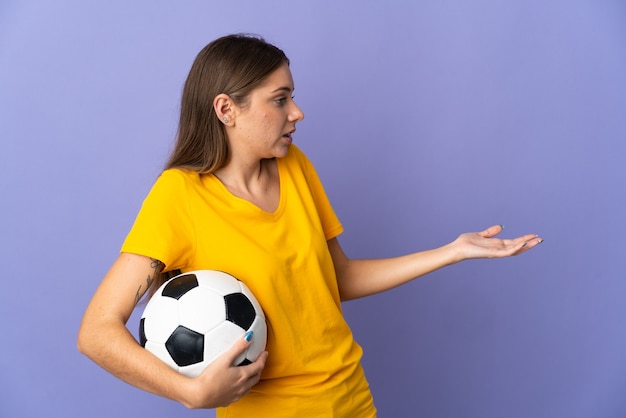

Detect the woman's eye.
xmin=276 ymin=96 xmax=295 ymax=106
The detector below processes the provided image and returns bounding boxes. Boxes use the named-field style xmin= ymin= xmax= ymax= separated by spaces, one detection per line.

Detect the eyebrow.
xmin=270 ymin=86 xmax=294 ymax=94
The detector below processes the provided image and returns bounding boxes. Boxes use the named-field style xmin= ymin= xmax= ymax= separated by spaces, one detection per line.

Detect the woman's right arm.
xmin=77 ymin=252 xmax=267 ymax=409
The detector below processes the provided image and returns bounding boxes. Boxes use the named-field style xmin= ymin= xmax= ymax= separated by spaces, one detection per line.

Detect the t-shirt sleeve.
xmin=120 ymin=169 xmax=196 ymax=271
xmin=292 ymin=147 xmax=344 ymax=240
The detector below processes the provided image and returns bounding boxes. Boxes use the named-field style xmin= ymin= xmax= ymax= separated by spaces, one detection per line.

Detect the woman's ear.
xmin=214 ymin=94 xmax=233 ymax=125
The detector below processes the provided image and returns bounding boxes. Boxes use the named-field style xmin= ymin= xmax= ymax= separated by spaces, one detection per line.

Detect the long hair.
xmin=146 ymin=34 xmax=289 ymax=300
xmin=165 ymin=33 xmax=289 ymax=173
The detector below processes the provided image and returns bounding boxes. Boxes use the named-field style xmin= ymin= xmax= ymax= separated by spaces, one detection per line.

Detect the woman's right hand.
xmin=183 ymin=335 xmax=268 ymax=409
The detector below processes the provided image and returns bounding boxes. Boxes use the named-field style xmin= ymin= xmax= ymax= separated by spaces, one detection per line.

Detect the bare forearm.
xmin=77 ymin=319 xmax=197 ymax=407
xmin=335 ymin=242 xmax=459 ymax=301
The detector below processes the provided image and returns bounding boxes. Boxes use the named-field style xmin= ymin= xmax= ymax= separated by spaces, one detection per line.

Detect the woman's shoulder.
xmin=286 ymin=143 xmax=306 ymax=158
xmin=283 ymin=144 xmax=313 ymax=169
xmin=158 ymin=167 xmax=202 ymax=184
xmin=148 ymin=168 xmax=205 ymax=198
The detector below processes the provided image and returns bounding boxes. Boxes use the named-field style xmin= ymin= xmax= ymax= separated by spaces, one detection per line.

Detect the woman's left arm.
xmin=329 ymin=225 xmax=543 ymax=301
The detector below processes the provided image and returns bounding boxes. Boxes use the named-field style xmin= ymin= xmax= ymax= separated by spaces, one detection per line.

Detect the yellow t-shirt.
xmin=122 ymin=145 xmax=376 ymax=417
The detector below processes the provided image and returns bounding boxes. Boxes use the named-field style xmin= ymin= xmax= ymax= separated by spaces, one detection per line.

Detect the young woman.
xmin=77 ymin=34 xmax=543 ymax=417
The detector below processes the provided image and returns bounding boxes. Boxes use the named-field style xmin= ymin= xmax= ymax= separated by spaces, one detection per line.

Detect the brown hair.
xmin=164 ymin=33 xmax=289 ymax=173
xmin=145 ymin=34 xmax=289 ymax=300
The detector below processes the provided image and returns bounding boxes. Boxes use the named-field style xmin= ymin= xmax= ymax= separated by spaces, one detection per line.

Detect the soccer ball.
xmin=139 ymin=270 xmax=267 ymax=378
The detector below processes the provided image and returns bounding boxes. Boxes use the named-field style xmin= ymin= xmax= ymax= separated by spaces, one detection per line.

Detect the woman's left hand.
xmin=452 ymin=225 xmax=543 ymax=260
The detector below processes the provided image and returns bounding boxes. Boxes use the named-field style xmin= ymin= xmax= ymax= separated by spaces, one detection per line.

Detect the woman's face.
xmin=230 ymin=63 xmax=304 ymax=160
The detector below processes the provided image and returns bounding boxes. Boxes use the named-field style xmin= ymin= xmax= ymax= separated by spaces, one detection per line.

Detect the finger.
xmin=519 ymin=235 xmax=544 ymax=251
xmin=506 ymin=233 xmax=542 ymax=247
xmin=235 ymin=351 xmax=267 ymax=396
xmin=479 ymin=224 xmax=504 ymax=238
xmin=220 ymin=331 xmax=254 ymax=366
xmin=505 ymin=235 xmax=543 ymax=256
xmin=240 ymin=350 xmax=268 ymax=378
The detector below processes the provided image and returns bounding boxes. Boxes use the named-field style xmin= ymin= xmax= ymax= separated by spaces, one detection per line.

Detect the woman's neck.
xmin=213 ymin=158 xmax=280 ymax=212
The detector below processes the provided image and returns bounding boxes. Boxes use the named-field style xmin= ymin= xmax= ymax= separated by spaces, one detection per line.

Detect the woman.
xmin=77 ymin=34 xmax=542 ymax=417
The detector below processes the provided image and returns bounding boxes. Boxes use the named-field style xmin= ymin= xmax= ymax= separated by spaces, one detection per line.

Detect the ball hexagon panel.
xmin=196 ymin=271 xmax=242 ymax=295
xmin=144 ymin=340 xmax=179 ymax=370
xmin=177 ymin=286 xmax=227 ymax=334
xmin=198 ymin=321 xmax=244 ymax=368
xmin=140 ymin=295 xmax=180 ymax=344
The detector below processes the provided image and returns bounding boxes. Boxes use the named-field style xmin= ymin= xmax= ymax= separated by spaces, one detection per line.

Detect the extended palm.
xmin=453 ymin=225 xmax=542 ymax=260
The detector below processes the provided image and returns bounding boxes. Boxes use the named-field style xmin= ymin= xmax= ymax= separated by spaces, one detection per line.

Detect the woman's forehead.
xmin=258 ymin=63 xmax=295 ymax=92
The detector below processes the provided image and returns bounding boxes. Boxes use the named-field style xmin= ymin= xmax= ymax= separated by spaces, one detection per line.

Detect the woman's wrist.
xmin=441 ymin=239 xmax=466 ymax=265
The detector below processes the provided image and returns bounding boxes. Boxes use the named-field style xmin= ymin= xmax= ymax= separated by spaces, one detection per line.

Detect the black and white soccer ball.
xmin=139 ymin=270 xmax=267 ymax=378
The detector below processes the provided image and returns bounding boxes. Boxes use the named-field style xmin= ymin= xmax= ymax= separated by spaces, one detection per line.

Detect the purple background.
xmin=1 ymin=1 xmax=625 ymax=417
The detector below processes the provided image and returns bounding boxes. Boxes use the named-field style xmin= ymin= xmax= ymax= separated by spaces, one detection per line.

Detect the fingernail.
xmin=244 ymin=331 xmax=254 ymax=342
xmin=500 ymin=225 xmax=504 ymax=230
